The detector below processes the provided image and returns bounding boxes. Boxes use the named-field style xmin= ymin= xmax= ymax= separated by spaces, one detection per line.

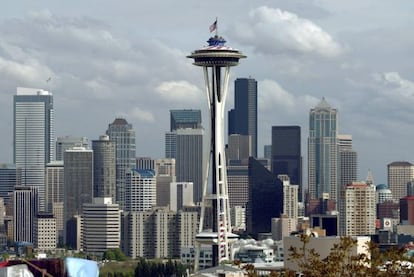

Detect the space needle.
xmin=187 ymin=20 xmax=246 ymax=270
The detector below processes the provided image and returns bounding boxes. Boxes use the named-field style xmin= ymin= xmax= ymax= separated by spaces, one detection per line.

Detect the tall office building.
xmin=175 ymin=128 xmax=204 ymax=203
xmin=165 ymin=110 xmax=204 ymax=203
xmin=13 ymin=186 xmax=38 ymax=243
xmin=387 ymin=161 xmax=414 ymax=202
xmin=247 ymin=157 xmax=283 ymax=237
xmin=338 ymin=135 xmax=358 ymax=187
xmin=0 ymin=164 xmax=21 ymax=206
xmin=125 ymin=169 xmax=156 ymax=212
xmin=228 ymin=77 xmax=258 ymax=158
xmin=14 ymin=87 xmax=54 ymax=211
xmin=106 ymin=118 xmax=136 ymax=211
xmin=63 ymin=147 xmax=93 ymax=248
xmin=155 ymin=158 xmax=176 ymax=207
xmin=45 ymin=161 xmax=64 ymax=242
xmin=339 ymin=182 xmax=376 ymax=236
xmin=92 ymin=135 xmax=116 ymax=202
xmin=170 ymin=109 xmax=202 ymax=131
xmin=33 ymin=212 xmax=57 ymax=250
xmin=55 ymin=136 xmax=89 ymax=161
xmin=227 ymin=134 xmax=252 ymax=161
xmin=227 ymin=159 xmax=249 ymax=209
xmin=45 ymin=161 xmax=64 ymax=212
xmin=308 ymin=98 xmax=338 ymax=203
xmin=271 ymin=126 xmax=302 ymax=201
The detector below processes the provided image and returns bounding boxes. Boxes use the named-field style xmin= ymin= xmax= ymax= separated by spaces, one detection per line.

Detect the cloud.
xmin=258 ymin=79 xmax=319 ymax=113
xmin=230 ymin=6 xmax=343 ymax=57
xmin=155 ymin=80 xmax=203 ymax=104
xmin=123 ymin=107 xmax=155 ymax=123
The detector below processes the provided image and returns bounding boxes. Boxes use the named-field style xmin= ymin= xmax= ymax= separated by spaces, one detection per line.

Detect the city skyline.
xmin=1 ymin=2 xmax=414 ymax=184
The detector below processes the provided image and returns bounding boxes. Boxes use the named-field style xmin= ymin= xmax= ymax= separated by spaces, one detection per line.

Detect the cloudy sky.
xmin=1 ymin=0 xmax=414 ymax=184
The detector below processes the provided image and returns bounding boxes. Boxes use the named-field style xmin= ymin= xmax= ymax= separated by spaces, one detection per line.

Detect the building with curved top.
xmin=387 ymin=161 xmax=414 ymax=202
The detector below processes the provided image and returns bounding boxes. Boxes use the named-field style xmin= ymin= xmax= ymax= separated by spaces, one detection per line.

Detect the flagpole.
xmin=215 ymin=17 xmax=218 ymax=36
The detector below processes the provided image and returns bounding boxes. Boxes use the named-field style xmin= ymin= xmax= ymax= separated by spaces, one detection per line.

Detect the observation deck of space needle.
xmin=187 ymin=19 xmax=246 ymax=271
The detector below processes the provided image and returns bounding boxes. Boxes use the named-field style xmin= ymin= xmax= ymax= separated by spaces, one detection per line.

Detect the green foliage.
xmin=103 ymin=249 xmax=128 ymax=262
xmin=287 ymin=234 xmax=414 ymax=277
xmin=134 ymin=258 xmax=187 ymax=277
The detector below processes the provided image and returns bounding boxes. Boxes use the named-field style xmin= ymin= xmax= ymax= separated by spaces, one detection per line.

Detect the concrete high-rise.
xmin=45 ymin=161 xmax=64 ymax=241
xmin=106 ymin=118 xmax=136 ymax=211
xmin=125 ymin=169 xmax=156 ymax=212
xmin=339 ymin=182 xmax=376 ymax=236
xmin=82 ymin=197 xmax=120 ymax=255
xmin=308 ymin=98 xmax=338 ymax=203
xmin=14 ymin=87 xmax=54 ymax=211
xmin=338 ymin=135 xmax=358 ymax=187
xmin=92 ymin=135 xmax=116 ymax=202
xmin=271 ymin=126 xmax=302 ymax=201
xmin=227 ymin=134 xmax=252 ymax=161
xmin=170 ymin=182 xmax=194 ymax=211
xmin=55 ymin=136 xmax=89 ymax=161
xmin=13 ymin=186 xmax=38 ymax=243
xmin=387 ymin=161 xmax=414 ymax=202
xmin=155 ymin=159 xmax=176 ymax=207
xmin=63 ymin=147 xmax=93 ymax=248
xmin=228 ymin=77 xmax=258 ymax=158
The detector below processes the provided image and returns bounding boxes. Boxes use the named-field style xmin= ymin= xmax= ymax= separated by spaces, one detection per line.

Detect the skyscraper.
xmin=247 ymin=157 xmax=283 ymax=237
xmin=63 ymin=147 xmax=93 ymax=248
xmin=387 ymin=161 xmax=414 ymax=201
xmin=308 ymin=98 xmax=338 ymax=203
xmin=228 ymin=77 xmax=258 ymax=158
xmin=0 ymin=164 xmax=21 ymax=206
xmin=106 ymin=118 xmax=136 ymax=211
xmin=14 ymin=87 xmax=54 ymax=211
xmin=170 ymin=109 xmax=202 ymax=131
xmin=92 ymin=135 xmax=116 ymax=202
xmin=55 ymin=136 xmax=89 ymax=161
xmin=338 ymin=134 xmax=358 ymax=187
xmin=271 ymin=126 xmax=302 ymax=201
xmin=13 ymin=186 xmax=38 ymax=243
xmin=155 ymin=158 xmax=176 ymax=207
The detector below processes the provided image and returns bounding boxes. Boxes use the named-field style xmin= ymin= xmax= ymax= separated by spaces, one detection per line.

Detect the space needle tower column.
xmin=188 ymin=26 xmax=246 ymax=270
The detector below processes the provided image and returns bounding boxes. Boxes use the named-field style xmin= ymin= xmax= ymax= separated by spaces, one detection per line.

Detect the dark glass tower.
xmin=170 ymin=109 xmax=202 ymax=131
xmin=271 ymin=126 xmax=302 ymax=201
xmin=228 ymin=78 xmax=258 ymax=157
xmin=247 ymin=157 xmax=283 ymax=237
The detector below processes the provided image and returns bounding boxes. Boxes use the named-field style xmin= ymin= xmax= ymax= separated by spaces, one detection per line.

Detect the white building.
xmin=271 ymin=216 xmax=297 ymax=241
xmin=125 ymin=169 xmax=156 ymax=212
xmin=123 ymin=207 xmax=198 ymax=259
xmin=339 ymin=182 xmax=376 ymax=236
xmin=82 ymin=197 xmax=120 ymax=255
xmin=34 ymin=213 xmax=57 ymax=250
xmin=230 ymin=206 xmax=246 ymax=232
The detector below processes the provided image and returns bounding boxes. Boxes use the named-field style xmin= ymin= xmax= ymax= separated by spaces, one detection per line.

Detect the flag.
xmin=209 ymin=20 xmax=217 ymax=33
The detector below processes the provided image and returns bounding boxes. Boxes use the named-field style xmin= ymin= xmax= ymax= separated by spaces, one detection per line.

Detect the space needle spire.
xmin=187 ymin=21 xmax=246 ymax=271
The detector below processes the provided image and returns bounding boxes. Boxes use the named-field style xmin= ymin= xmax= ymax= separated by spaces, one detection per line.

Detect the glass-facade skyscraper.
xmin=271 ymin=126 xmax=302 ymax=201
xmin=228 ymin=77 xmax=258 ymax=157
xmin=106 ymin=118 xmax=136 ymax=211
xmin=14 ymin=87 xmax=54 ymax=211
xmin=308 ymin=98 xmax=338 ymax=203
